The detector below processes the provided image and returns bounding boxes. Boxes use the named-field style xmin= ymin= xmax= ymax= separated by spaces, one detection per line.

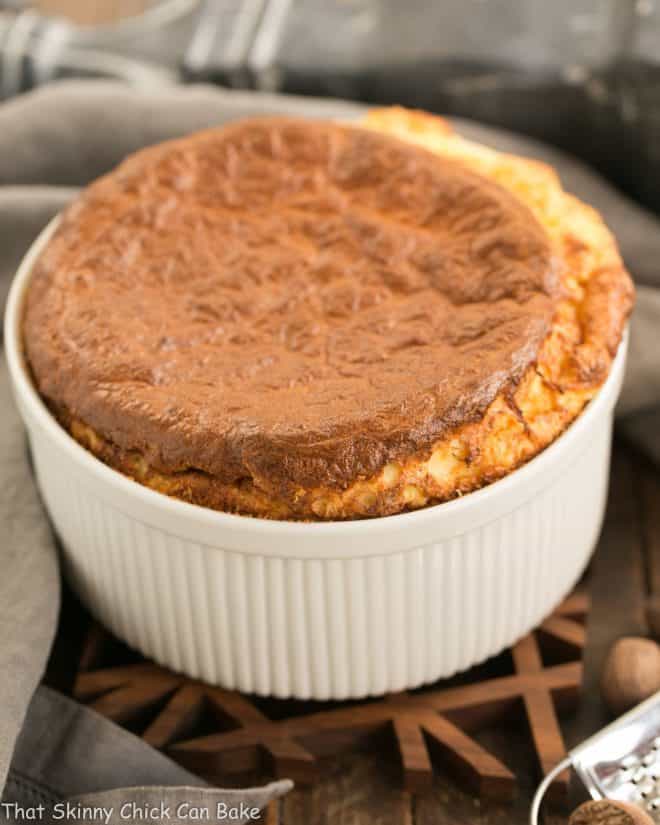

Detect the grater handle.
xmin=530 ymin=756 xmax=574 ymax=825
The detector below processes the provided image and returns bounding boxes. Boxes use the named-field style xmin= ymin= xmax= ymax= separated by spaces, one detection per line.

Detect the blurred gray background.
xmin=2 ymin=0 xmax=660 ymax=212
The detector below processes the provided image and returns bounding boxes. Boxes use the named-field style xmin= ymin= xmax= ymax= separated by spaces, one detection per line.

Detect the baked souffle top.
xmin=23 ymin=108 xmax=634 ymax=520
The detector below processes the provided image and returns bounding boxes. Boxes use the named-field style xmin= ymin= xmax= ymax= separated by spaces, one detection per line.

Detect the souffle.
xmin=23 ymin=108 xmax=634 ymax=520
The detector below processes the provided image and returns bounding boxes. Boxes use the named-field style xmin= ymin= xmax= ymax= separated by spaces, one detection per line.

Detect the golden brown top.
xmin=23 ymin=117 xmax=561 ymax=496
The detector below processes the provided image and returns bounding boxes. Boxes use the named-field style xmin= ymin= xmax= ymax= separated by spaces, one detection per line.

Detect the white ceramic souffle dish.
xmin=5 ymin=219 xmax=628 ymax=700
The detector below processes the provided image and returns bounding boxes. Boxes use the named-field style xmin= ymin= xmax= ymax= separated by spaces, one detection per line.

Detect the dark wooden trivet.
xmin=72 ymin=591 xmax=588 ymax=805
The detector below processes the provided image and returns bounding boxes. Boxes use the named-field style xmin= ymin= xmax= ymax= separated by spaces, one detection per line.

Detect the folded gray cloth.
xmin=2 ymin=687 xmax=291 ymax=824
xmin=1 ymin=81 xmax=659 ymax=819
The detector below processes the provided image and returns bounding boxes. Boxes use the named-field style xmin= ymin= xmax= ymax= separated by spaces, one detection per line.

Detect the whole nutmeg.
xmin=569 ymin=799 xmax=654 ymax=824
xmin=601 ymin=637 xmax=660 ymax=716
xmin=646 ymin=595 xmax=660 ymax=641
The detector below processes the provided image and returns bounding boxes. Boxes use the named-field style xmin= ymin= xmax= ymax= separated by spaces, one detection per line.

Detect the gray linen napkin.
xmin=2 ymin=687 xmax=291 ymax=825
xmin=1 ymin=81 xmax=660 ymax=819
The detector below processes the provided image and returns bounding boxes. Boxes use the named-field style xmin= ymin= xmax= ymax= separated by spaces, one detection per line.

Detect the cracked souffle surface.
xmin=23 ymin=108 xmax=634 ymax=520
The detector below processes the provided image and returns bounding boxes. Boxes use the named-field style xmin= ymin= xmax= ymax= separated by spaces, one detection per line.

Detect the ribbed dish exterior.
xmin=30 ymin=414 xmax=610 ymax=699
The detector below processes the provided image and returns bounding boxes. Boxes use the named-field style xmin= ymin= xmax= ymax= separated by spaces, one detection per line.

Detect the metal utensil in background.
xmin=532 ymin=692 xmax=660 ymax=825
xmin=0 ymin=0 xmax=289 ymax=95
xmin=0 ymin=0 xmax=201 ymax=96
xmin=182 ymin=0 xmax=268 ymax=88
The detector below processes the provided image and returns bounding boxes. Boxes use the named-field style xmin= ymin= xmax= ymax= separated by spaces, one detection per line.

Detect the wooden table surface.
xmin=46 ymin=441 xmax=660 ymax=824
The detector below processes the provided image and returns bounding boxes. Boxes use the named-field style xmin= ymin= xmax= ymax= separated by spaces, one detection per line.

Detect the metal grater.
xmin=531 ymin=691 xmax=660 ymax=824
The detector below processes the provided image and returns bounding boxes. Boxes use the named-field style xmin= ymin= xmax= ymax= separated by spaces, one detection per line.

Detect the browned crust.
xmin=27 ymin=108 xmax=634 ymax=520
